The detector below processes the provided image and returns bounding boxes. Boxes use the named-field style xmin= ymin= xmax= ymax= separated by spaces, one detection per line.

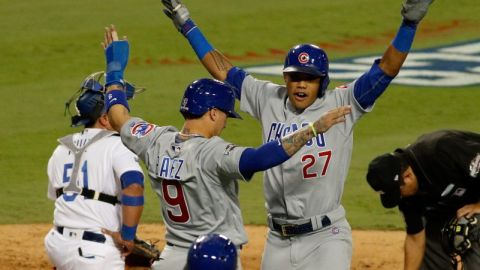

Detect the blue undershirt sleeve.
xmin=353 ymin=59 xmax=395 ymax=109
xmin=225 ymin=67 xmax=249 ymax=100
xmin=239 ymin=140 xmax=290 ymax=180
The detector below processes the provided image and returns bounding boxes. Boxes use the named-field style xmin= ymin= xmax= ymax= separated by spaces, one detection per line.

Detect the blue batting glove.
xmin=105 ymin=40 xmax=129 ymax=87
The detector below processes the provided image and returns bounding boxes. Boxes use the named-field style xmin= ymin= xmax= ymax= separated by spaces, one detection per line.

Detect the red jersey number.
xmin=301 ymin=150 xmax=332 ymax=179
xmin=162 ymin=179 xmax=190 ymax=223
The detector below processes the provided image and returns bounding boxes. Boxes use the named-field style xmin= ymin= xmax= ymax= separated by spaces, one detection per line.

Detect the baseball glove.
xmin=441 ymin=215 xmax=480 ymax=257
xmin=125 ymin=237 xmax=161 ymax=267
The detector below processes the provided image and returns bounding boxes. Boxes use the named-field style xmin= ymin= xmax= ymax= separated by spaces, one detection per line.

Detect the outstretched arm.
xmin=161 ymin=0 xmax=233 ymax=81
xmin=354 ymin=0 xmax=434 ymax=109
xmin=404 ymin=230 xmax=426 ymax=270
xmin=102 ymin=25 xmax=132 ymax=132
xmin=239 ymin=106 xmax=352 ymax=179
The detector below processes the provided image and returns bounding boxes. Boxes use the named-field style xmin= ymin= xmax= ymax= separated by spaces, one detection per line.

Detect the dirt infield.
xmin=0 ymin=224 xmax=404 ymax=270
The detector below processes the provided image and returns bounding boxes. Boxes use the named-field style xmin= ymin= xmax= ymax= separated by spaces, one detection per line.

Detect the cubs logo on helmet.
xmin=283 ymin=44 xmax=330 ymax=97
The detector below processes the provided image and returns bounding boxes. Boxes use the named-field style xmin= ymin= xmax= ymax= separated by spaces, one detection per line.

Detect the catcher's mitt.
xmin=125 ymin=237 xmax=161 ymax=267
xmin=441 ymin=215 xmax=480 ymax=257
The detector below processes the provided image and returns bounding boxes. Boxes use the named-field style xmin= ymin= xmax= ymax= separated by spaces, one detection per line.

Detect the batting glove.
xmin=161 ymin=0 xmax=192 ymax=35
xmin=401 ymin=0 xmax=435 ymax=24
xmin=105 ymin=40 xmax=129 ymax=87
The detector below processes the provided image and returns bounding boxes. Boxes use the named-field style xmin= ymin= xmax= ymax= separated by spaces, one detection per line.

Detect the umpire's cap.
xmin=187 ymin=233 xmax=237 ymax=270
xmin=283 ymin=44 xmax=330 ymax=96
xmin=180 ymin=78 xmax=242 ymax=119
xmin=366 ymin=153 xmax=403 ymax=208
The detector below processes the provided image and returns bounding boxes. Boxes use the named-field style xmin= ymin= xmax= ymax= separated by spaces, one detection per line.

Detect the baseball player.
xmin=366 ymin=130 xmax=480 ymax=270
xmin=100 ymin=25 xmax=351 ymax=270
xmin=161 ymin=0 xmax=435 ymax=269
xmin=44 ymin=72 xmax=145 ymax=270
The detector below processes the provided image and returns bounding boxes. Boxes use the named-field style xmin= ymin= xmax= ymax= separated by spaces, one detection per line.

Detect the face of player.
xmin=284 ymin=72 xmax=322 ymax=111
xmin=400 ymin=166 xmax=419 ymax=197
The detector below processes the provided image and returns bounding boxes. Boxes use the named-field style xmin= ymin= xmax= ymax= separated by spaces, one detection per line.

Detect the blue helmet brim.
xmin=283 ymin=66 xmax=326 ymax=77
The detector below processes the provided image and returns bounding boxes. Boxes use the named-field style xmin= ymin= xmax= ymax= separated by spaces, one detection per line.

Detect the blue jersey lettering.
xmin=158 ymin=156 xmax=185 ymax=180
xmin=266 ymin=122 xmax=326 ymax=148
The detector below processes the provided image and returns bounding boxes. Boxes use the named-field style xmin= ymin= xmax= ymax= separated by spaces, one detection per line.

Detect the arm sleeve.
xmin=240 ymin=75 xmax=284 ymax=120
xmin=111 ymin=141 xmax=144 ymax=187
xmin=225 ymin=67 xmax=249 ymax=99
xmin=399 ymin=197 xmax=426 ymax=234
xmin=119 ymin=117 xmax=175 ymax=162
xmin=239 ymin=140 xmax=290 ymax=180
xmin=353 ymin=59 xmax=395 ymax=110
xmin=199 ymin=137 xmax=248 ymax=183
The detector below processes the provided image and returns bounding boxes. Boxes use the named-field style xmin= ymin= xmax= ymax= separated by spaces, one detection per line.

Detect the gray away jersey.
xmin=240 ymin=76 xmax=370 ymax=220
xmin=120 ymin=118 xmax=248 ymax=247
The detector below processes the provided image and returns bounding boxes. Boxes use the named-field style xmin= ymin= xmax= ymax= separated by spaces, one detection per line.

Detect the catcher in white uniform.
xmin=161 ymin=0 xmax=435 ymax=269
xmin=100 ymin=25 xmax=351 ymax=270
xmin=44 ymin=72 xmax=145 ymax=270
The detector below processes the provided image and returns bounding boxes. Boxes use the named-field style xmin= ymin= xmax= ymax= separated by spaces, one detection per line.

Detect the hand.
xmin=313 ymin=106 xmax=351 ymax=134
xmin=456 ymin=202 xmax=480 ymax=218
xmin=102 ymin=228 xmax=135 ymax=256
xmin=161 ymin=0 xmax=192 ymax=33
xmin=401 ymin=0 xmax=435 ymax=24
xmin=102 ymin=25 xmax=129 ymax=87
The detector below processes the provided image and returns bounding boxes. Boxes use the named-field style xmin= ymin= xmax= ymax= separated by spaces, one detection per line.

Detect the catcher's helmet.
xmin=65 ymin=71 xmax=145 ymax=127
xmin=180 ymin=78 xmax=242 ymax=119
xmin=187 ymin=233 xmax=237 ymax=270
xmin=283 ymin=44 xmax=330 ymax=97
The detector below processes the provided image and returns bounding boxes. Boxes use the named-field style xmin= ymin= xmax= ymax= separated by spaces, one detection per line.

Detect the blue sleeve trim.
xmin=121 ymin=224 xmax=137 ymax=241
xmin=239 ymin=140 xmax=290 ymax=180
xmin=392 ymin=20 xmax=417 ymax=53
xmin=121 ymin=194 xmax=145 ymax=206
xmin=225 ymin=67 xmax=248 ymax=99
xmin=354 ymin=60 xmax=395 ymax=109
xmin=120 ymin=170 xmax=144 ymax=189
xmin=184 ymin=19 xmax=214 ymax=60
xmin=105 ymin=90 xmax=130 ymax=112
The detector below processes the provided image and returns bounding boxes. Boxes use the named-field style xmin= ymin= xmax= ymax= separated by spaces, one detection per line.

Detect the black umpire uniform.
xmin=367 ymin=130 xmax=480 ymax=270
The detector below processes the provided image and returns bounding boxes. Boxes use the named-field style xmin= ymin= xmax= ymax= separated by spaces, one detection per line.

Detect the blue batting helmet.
xmin=65 ymin=71 xmax=146 ymax=127
xmin=283 ymin=44 xmax=330 ymax=96
xmin=187 ymin=233 xmax=237 ymax=270
xmin=180 ymin=78 xmax=242 ymax=119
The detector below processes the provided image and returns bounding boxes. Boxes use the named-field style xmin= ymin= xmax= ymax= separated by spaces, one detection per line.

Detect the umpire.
xmin=366 ymin=130 xmax=480 ymax=270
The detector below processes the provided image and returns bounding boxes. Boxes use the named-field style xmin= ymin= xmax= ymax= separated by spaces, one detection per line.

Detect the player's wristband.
xmin=121 ymin=224 xmax=137 ymax=241
xmin=121 ymin=195 xmax=144 ymax=206
xmin=392 ymin=20 xmax=417 ymax=53
xmin=308 ymin=123 xmax=317 ymax=137
xmin=183 ymin=19 xmax=214 ymax=60
xmin=105 ymin=90 xmax=130 ymax=112
xmin=120 ymin=171 xmax=144 ymax=189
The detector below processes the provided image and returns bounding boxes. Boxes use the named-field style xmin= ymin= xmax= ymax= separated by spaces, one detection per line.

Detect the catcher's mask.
xmin=65 ymin=71 xmax=145 ymax=127
xmin=179 ymin=78 xmax=242 ymax=119
xmin=187 ymin=233 xmax=237 ymax=270
xmin=442 ymin=214 xmax=480 ymax=258
xmin=283 ymin=44 xmax=330 ymax=97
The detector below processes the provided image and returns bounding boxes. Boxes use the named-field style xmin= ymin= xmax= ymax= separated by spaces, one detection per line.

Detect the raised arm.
xmin=354 ymin=0 xmax=434 ymax=109
xmin=161 ymin=0 xmax=233 ymax=81
xmin=102 ymin=25 xmax=132 ymax=132
xmin=239 ymin=106 xmax=352 ymax=179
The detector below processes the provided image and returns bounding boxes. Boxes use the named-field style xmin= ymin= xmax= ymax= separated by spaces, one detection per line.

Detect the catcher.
xmin=366 ymin=130 xmax=480 ymax=270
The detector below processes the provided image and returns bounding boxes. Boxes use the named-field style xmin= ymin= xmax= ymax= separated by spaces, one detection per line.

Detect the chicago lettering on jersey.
xmin=158 ymin=156 xmax=185 ymax=180
xmin=266 ymin=122 xmax=326 ymax=148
